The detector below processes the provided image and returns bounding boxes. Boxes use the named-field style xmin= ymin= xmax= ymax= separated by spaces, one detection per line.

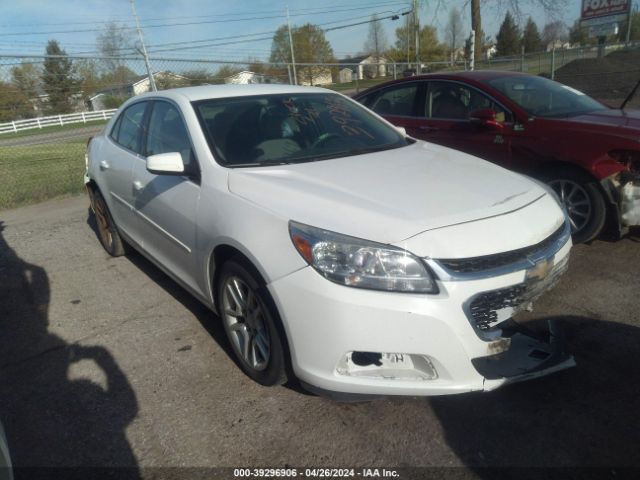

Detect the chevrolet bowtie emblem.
xmin=526 ymin=258 xmax=554 ymax=281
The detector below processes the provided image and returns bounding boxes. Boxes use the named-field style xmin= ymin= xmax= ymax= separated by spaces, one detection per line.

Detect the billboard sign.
xmin=581 ymin=0 xmax=631 ymax=20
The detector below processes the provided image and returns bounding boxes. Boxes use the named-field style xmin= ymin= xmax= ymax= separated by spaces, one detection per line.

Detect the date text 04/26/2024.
xmin=233 ymin=468 xmax=400 ymax=478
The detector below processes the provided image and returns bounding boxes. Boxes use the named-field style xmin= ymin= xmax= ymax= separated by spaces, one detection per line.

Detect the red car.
xmin=354 ymin=71 xmax=640 ymax=243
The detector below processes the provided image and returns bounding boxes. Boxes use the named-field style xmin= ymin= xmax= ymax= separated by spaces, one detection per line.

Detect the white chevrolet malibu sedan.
xmin=85 ymin=84 xmax=574 ymax=399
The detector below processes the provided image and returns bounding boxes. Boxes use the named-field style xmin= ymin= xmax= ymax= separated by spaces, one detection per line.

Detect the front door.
xmin=132 ymin=100 xmax=201 ymax=292
xmin=418 ymin=80 xmax=513 ymax=168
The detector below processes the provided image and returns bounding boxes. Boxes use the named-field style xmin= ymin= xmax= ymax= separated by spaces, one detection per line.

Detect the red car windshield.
xmin=485 ymin=75 xmax=607 ymax=118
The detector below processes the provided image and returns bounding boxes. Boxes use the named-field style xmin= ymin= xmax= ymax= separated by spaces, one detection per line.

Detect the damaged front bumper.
xmin=602 ymin=170 xmax=640 ymax=230
xmin=474 ymin=319 xmax=576 ymax=391
xmin=269 ymin=222 xmax=574 ymax=399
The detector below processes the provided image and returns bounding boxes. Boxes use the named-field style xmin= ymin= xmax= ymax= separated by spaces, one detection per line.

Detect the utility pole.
xmin=414 ymin=0 xmax=419 ymax=71
xmin=130 ymin=0 xmax=156 ymax=92
xmin=469 ymin=29 xmax=475 ymax=71
xmin=286 ymin=6 xmax=298 ymax=86
xmin=626 ymin=5 xmax=636 ymax=45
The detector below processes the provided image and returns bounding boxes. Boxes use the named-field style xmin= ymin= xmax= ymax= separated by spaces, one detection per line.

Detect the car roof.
xmin=354 ymin=70 xmax=531 ymax=95
xmin=135 ymin=84 xmax=334 ymax=102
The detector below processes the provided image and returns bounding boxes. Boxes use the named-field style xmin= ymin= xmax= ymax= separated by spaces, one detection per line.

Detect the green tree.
xmin=11 ymin=62 xmax=41 ymax=100
xmin=521 ymin=17 xmax=542 ymax=53
xmin=42 ymin=40 xmax=77 ymax=114
xmin=75 ymin=59 xmax=102 ymax=97
xmin=620 ymin=11 xmax=640 ymax=42
xmin=569 ymin=19 xmax=592 ymax=46
xmin=269 ymin=23 xmax=336 ymax=85
xmin=0 ymin=82 xmax=32 ymax=121
xmin=388 ymin=24 xmax=446 ymax=63
xmin=496 ymin=11 xmax=520 ymax=56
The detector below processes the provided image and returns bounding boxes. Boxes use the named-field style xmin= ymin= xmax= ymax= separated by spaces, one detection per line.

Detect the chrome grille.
xmin=438 ymin=223 xmax=567 ymax=275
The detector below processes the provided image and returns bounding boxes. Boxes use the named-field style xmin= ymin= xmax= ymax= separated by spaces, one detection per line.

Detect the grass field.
xmin=0 ymin=119 xmax=108 ymax=141
xmin=0 ymin=139 xmax=86 ymax=209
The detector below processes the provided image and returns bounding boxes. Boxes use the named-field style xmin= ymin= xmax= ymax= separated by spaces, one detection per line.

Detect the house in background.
xmin=339 ymin=55 xmax=388 ymax=81
xmin=224 ymin=71 xmax=280 ymax=84
xmin=87 ymin=71 xmax=189 ymax=110
xmin=338 ymin=68 xmax=354 ymax=83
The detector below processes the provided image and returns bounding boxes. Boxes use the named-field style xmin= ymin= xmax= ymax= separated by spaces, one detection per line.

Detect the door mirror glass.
xmin=147 ymin=152 xmax=185 ymax=175
xmin=469 ymin=108 xmax=504 ymax=130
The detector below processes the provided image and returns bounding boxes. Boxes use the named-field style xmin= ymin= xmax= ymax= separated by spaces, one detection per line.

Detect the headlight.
xmin=289 ymin=221 xmax=438 ymax=293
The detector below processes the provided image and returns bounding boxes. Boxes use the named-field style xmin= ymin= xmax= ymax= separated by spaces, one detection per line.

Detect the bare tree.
xmin=541 ymin=20 xmax=568 ymax=49
xmin=363 ymin=14 xmax=388 ymax=61
xmin=470 ymin=0 xmax=567 ymax=62
xmin=445 ymin=7 xmax=464 ymax=64
xmin=96 ymin=22 xmax=134 ymax=78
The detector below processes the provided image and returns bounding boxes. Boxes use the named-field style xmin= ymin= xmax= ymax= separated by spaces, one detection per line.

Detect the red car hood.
xmin=567 ymin=108 xmax=640 ymax=129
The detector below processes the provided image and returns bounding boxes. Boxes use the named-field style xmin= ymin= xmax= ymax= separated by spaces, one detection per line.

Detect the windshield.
xmin=193 ymin=93 xmax=410 ymax=167
xmin=485 ymin=75 xmax=607 ymax=118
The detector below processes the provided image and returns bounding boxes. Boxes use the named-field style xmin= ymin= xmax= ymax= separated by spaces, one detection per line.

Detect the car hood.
xmin=228 ymin=141 xmax=547 ymax=244
xmin=560 ymin=108 xmax=640 ymax=130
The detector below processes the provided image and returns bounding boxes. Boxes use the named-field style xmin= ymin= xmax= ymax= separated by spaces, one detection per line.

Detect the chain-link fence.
xmin=1 ymin=44 xmax=639 ymax=209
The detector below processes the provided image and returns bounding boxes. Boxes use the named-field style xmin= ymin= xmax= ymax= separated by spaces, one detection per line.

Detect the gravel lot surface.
xmin=0 ymin=195 xmax=638 ymax=479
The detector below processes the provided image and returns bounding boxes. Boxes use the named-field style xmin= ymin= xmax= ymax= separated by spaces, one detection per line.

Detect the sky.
xmin=0 ymin=0 xmax=634 ymax=62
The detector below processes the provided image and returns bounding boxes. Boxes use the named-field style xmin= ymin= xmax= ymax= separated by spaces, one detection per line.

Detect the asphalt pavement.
xmin=0 ymin=195 xmax=638 ymax=478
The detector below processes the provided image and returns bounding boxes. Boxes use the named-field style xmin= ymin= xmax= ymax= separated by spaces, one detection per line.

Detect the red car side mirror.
xmin=469 ymin=109 xmax=504 ymax=131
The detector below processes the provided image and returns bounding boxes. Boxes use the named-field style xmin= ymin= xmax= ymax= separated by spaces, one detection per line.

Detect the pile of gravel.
xmin=554 ymin=48 xmax=640 ymax=109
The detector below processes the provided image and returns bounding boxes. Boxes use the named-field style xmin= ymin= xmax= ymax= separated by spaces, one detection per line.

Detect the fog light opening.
xmin=336 ymin=351 xmax=438 ymax=381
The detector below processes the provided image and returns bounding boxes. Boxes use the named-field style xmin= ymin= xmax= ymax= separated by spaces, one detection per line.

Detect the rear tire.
xmin=217 ymin=257 xmax=288 ymax=386
xmin=92 ymin=190 xmax=128 ymax=257
xmin=543 ymin=168 xmax=607 ymax=244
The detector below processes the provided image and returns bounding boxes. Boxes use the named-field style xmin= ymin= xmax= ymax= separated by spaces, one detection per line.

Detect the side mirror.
xmin=395 ymin=126 xmax=407 ymax=136
xmin=469 ymin=108 xmax=504 ymax=130
xmin=146 ymin=152 xmax=184 ymax=175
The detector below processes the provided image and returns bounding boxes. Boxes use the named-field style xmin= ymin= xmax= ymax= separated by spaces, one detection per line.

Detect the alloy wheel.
xmin=222 ymin=276 xmax=271 ymax=371
xmin=548 ymin=179 xmax=592 ymax=235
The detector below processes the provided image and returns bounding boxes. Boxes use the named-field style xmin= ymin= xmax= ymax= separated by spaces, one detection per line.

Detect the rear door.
xmin=131 ymin=100 xmax=201 ymax=292
xmin=99 ymin=101 xmax=149 ymax=238
xmin=360 ymin=82 xmax=428 ymax=137
xmin=419 ymin=80 xmax=514 ymax=167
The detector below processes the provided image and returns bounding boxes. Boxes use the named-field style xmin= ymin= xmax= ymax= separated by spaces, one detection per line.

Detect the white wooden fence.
xmin=0 ymin=109 xmax=117 ymax=135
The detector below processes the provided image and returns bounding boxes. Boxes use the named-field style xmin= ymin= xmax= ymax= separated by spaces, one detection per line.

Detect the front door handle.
xmin=133 ymin=180 xmax=144 ymax=191
xmin=99 ymin=160 xmax=110 ymax=170
xmin=418 ymin=125 xmax=439 ymax=132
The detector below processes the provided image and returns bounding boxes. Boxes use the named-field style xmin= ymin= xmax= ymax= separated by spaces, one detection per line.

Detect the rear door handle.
xmin=99 ymin=160 xmax=110 ymax=170
xmin=418 ymin=125 xmax=439 ymax=132
xmin=133 ymin=180 xmax=144 ymax=191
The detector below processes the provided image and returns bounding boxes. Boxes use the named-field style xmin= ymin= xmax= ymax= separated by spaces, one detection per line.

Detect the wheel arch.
xmin=208 ymin=242 xmax=295 ymax=379
xmin=531 ymin=160 xmax=620 ymax=240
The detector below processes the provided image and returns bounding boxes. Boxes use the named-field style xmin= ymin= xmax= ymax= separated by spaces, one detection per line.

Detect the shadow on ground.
xmin=0 ymin=220 xmax=140 ymax=479
xmin=86 ymin=210 xmax=312 ymax=396
xmin=429 ymin=315 xmax=640 ymax=478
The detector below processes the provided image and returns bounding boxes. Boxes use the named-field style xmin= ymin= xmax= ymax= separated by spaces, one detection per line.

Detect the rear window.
xmin=193 ymin=93 xmax=409 ymax=167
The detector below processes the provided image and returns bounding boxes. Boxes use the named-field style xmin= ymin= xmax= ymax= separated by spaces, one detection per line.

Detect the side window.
xmin=428 ymin=82 xmax=512 ymax=122
xmin=145 ymin=101 xmax=195 ymax=169
xmin=369 ymin=84 xmax=419 ymax=117
xmin=112 ymin=102 xmax=147 ymax=153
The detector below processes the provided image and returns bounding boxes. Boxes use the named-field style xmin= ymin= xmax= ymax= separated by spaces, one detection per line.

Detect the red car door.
xmin=415 ymin=80 xmax=514 ymax=168
xmin=361 ymin=81 xmax=429 ymax=138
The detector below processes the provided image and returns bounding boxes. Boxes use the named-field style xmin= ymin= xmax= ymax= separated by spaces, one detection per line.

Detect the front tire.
xmin=544 ymin=168 xmax=607 ymax=244
xmin=217 ymin=257 xmax=288 ymax=386
xmin=92 ymin=190 xmax=128 ymax=256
